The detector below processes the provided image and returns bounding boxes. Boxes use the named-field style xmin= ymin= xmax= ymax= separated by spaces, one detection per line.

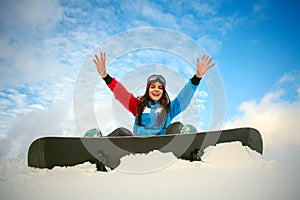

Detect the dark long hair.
xmin=137 ymin=86 xmax=170 ymax=125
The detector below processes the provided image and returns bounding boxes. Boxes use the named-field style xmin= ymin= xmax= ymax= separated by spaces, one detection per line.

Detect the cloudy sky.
xmin=0 ymin=0 xmax=299 ymax=159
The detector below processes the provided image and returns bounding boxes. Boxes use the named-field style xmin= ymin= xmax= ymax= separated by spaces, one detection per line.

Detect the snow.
xmin=1 ymin=142 xmax=300 ymax=200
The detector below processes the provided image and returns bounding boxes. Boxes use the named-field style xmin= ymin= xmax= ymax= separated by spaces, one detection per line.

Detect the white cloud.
xmin=0 ymin=0 xmax=63 ymax=32
xmin=225 ymin=74 xmax=300 ymax=148
xmin=118 ymin=0 xmax=178 ymax=29
xmin=190 ymin=1 xmax=217 ymax=16
xmin=253 ymin=0 xmax=268 ymax=14
xmin=251 ymin=0 xmax=269 ymax=23
xmin=0 ymin=84 xmax=78 ymax=160
xmin=0 ymin=0 xmax=108 ymax=87
xmin=198 ymin=35 xmax=223 ymax=55
xmin=29 ymin=104 xmax=45 ymax=110
xmin=0 ymin=0 xmax=65 ymax=86
xmin=278 ymin=72 xmax=297 ymax=84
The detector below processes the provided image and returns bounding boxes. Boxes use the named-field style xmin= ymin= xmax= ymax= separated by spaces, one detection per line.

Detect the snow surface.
xmin=1 ymin=142 xmax=300 ymax=200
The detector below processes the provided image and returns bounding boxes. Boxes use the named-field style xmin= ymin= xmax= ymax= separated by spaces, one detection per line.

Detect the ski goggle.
xmin=147 ymin=74 xmax=166 ymax=86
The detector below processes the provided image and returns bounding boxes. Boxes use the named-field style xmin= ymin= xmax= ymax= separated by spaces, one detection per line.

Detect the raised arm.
xmin=169 ymin=54 xmax=215 ymax=118
xmin=93 ymin=52 xmax=139 ymax=116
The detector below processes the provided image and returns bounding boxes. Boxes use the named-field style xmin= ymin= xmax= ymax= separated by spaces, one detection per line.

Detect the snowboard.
xmin=28 ymin=127 xmax=263 ymax=171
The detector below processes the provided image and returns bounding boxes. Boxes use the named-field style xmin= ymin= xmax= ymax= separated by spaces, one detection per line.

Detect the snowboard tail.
xmin=28 ymin=127 xmax=263 ymax=170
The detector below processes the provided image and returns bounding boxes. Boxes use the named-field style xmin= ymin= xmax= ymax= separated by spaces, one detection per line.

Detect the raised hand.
xmin=196 ymin=54 xmax=215 ymax=78
xmin=93 ymin=52 xmax=107 ymax=78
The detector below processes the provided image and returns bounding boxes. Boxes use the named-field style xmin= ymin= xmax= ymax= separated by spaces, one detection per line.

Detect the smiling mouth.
xmin=152 ymin=93 xmax=161 ymax=97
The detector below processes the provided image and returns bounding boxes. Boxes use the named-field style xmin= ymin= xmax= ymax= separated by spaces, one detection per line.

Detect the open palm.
xmin=93 ymin=52 xmax=107 ymax=78
xmin=196 ymin=54 xmax=215 ymax=78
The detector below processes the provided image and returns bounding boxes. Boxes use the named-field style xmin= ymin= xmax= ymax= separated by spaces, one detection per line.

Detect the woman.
xmin=93 ymin=52 xmax=215 ymax=136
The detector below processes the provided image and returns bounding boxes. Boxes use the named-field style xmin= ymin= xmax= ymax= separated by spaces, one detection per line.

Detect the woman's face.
xmin=148 ymin=82 xmax=164 ymax=101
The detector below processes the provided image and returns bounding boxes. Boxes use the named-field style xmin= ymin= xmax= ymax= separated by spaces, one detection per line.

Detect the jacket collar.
xmin=147 ymin=100 xmax=161 ymax=108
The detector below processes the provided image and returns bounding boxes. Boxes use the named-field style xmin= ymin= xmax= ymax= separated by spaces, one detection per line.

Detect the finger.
xmin=196 ymin=57 xmax=200 ymax=63
xmin=94 ymin=54 xmax=99 ymax=62
xmin=103 ymin=52 xmax=106 ymax=61
xmin=202 ymin=54 xmax=206 ymax=61
xmin=205 ymin=55 xmax=209 ymax=62
xmin=208 ymin=63 xmax=216 ymax=69
xmin=207 ymin=57 xmax=213 ymax=65
xmin=93 ymin=59 xmax=97 ymax=65
xmin=100 ymin=52 xmax=103 ymax=60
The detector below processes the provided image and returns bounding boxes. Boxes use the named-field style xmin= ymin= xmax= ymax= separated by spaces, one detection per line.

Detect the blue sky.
xmin=0 ymin=0 xmax=299 ymax=159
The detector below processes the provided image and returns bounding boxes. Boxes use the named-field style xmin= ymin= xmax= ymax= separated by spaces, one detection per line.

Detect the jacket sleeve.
xmin=107 ymin=78 xmax=139 ymax=116
xmin=169 ymin=79 xmax=199 ymax=119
